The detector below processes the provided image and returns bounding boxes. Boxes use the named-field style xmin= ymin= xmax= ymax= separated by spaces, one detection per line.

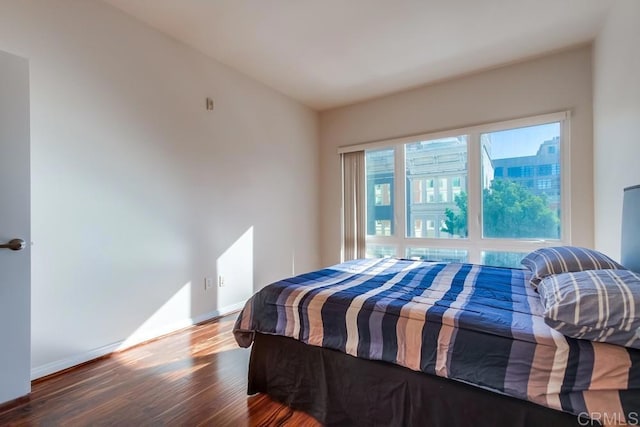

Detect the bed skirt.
xmin=248 ymin=333 xmax=592 ymax=427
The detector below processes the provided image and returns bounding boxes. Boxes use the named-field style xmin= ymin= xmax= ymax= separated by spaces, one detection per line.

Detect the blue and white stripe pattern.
xmin=538 ymin=269 xmax=640 ymax=349
xmin=521 ymin=246 xmax=625 ymax=288
xmin=234 ymin=258 xmax=640 ymax=422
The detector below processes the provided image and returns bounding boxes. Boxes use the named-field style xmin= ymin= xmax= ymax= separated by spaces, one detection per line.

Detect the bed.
xmin=234 ymin=190 xmax=640 ymax=427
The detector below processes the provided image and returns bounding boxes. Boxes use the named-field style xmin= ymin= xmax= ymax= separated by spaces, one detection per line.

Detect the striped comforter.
xmin=234 ymin=258 xmax=640 ymax=422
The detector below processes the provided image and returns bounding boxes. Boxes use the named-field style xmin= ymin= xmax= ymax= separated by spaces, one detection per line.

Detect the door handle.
xmin=0 ymin=239 xmax=26 ymax=251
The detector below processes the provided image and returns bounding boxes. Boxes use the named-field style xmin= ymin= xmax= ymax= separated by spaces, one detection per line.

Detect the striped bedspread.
xmin=234 ymin=258 xmax=640 ymax=422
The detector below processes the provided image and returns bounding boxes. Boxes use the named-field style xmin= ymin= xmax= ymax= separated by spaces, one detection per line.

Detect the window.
xmin=425 ymin=179 xmax=435 ymax=202
xmin=406 ymin=247 xmax=468 ymax=263
xmin=375 ymin=220 xmax=392 ymax=236
xmin=414 ymin=219 xmax=423 ymax=237
xmin=537 ymin=179 xmax=551 ymax=190
xmin=452 ymin=176 xmax=462 ymax=198
xmin=438 ymin=178 xmax=448 ymax=202
xmin=481 ymin=122 xmax=561 ymax=240
xmin=507 ymin=167 xmax=522 ymax=178
xmin=366 ymin=244 xmax=396 ymax=258
xmin=351 ymin=112 xmax=569 ymax=266
xmin=538 ymin=164 xmax=552 ymax=176
xmin=412 ymin=179 xmax=424 ymax=204
xmin=405 ymin=137 xmax=467 ymax=239
xmin=374 ymin=183 xmax=391 ymax=205
xmin=481 ymin=251 xmax=528 ymax=268
xmin=366 ymin=149 xmax=394 ymax=237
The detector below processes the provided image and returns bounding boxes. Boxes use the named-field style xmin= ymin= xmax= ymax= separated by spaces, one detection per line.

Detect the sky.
xmin=368 ymin=121 xmax=561 ymax=161
xmin=487 ymin=122 xmax=560 ymax=159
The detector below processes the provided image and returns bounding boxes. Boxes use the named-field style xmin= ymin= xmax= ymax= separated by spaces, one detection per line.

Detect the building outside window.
xmin=426 ymin=179 xmax=435 ymax=202
xmin=366 ymin=149 xmax=394 ymax=236
xmin=412 ymin=180 xmax=424 ymax=204
xmin=375 ymin=220 xmax=392 ymax=236
xmin=452 ymin=176 xmax=462 ymax=198
xmin=439 ymin=178 xmax=448 ymax=202
xmin=375 ymin=183 xmax=391 ymax=205
xmin=404 ymin=137 xmax=468 ymax=239
xmin=414 ymin=219 xmax=423 ymax=237
xmin=426 ymin=219 xmax=436 ymax=237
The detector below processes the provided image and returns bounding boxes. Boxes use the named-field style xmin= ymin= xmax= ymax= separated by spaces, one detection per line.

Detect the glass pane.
xmin=481 ymin=123 xmax=561 ymax=240
xmin=405 ymin=247 xmax=468 ymax=263
xmin=374 ymin=220 xmax=392 ymax=236
xmin=366 ymin=244 xmax=397 ymax=259
xmin=413 ymin=219 xmax=423 ymax=237
xmin=481 ymin=251 xmax=527 ymax=268
xmin=405 ymin=136 xmax=468 ymax=239
xmin=366 ymin=149 xmax=395 ymax=236
xmin=374 ymin=183 xmax=391 ymax=205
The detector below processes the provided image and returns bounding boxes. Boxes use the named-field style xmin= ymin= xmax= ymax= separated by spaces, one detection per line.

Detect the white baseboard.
xmin=30 ymin=341 xmax=123 ymax=381
xmin=30 ymin=302 xmax=246 ymax=380
xmin=191 ymin=301 xmax=245 ymax=324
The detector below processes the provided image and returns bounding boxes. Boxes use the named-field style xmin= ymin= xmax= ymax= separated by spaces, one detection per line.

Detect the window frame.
xmin=340 ymin=111 xmax=572 ymax=264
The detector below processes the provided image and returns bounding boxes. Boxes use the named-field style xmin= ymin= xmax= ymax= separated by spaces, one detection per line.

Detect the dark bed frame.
xmin=248 ymin=333 xmax=590 ymax=426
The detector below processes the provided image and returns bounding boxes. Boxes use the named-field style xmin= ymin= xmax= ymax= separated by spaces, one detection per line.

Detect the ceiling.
xmin=103 ymin=0 xmax=614 ymax=111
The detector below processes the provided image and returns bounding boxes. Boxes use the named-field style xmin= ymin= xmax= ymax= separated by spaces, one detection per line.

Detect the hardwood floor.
xmin=0 ymin=314 xmax=321 ymax=426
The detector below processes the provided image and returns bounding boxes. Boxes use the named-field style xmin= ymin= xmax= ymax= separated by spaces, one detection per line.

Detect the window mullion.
xmin=560 ymin=119 xmax=572 ymax=244
xmin=395 ymin=145 xmax=406 ymax=257
xmin=467 ymin=132 xmax=481 ymax=264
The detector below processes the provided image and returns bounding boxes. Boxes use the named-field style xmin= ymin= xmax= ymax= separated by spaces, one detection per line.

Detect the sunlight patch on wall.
xmin=118 ymin=281 xmax=192 ymax=350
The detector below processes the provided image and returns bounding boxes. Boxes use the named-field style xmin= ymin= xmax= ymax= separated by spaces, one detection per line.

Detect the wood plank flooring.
xmin=0 ymin=314 xmax=321 ymax=426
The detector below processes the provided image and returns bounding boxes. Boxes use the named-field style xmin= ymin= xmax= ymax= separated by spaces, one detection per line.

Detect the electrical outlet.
xmin=204 ymin=277 xmax=213 ymax=290
xmin=218 ymin=275 xmax=225 ymax=287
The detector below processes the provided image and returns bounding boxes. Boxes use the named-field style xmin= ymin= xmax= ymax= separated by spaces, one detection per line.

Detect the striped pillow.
xmin=537 ymin=269 xmax=640 ymax=349
xmin=521 ymin=246 xmax=624 ymax=288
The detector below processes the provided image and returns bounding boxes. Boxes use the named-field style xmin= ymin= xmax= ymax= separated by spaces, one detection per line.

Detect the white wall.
xmin=320 ymin=47 xmax=594 ymax=265
xmin=593 ymin=0 xmax=640 ymax=261
xmin=0 ymin=0 xmax=319 ymax=378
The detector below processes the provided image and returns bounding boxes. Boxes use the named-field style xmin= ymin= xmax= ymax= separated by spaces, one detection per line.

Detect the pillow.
xmin=521 ymin=246 xmax=624 ymax=288
xmin=537 ymin=269 xmax=640 ymax=349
